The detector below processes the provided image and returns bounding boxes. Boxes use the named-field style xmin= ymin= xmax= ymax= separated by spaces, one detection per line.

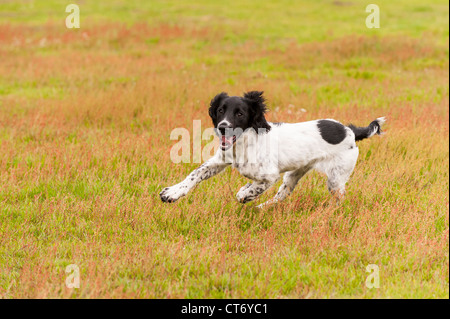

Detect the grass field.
xmin=0 ymin=0 xmax=448 ymax=298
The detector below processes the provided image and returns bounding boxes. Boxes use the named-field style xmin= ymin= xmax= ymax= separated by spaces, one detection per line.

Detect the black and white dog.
xmin=160 ymin=91 xmax=385 ymax=207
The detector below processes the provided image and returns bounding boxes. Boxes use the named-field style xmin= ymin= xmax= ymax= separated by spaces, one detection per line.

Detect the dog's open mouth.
xmin=220 ymin=135 xmax=237 ymax=150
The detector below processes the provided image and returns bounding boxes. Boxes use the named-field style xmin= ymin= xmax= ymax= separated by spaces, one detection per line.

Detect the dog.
xmin=160 ymin=91 xmax=385 ymax=207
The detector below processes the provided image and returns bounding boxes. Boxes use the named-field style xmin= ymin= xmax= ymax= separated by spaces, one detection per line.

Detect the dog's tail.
xmin=348 ymin=117 xmax=386 ymax=142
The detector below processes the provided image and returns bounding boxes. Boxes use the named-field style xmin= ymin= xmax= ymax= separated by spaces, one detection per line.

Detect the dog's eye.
xmin=218 ymin=108 xmax=224 ymax=114
xmin=237 ymin=112 xmax=243 ymax=117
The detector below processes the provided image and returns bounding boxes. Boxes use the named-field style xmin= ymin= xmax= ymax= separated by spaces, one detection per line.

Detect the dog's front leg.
xmin=160 ymin=160 xmax=229 ymax=203
xmin=236 ymin=177 xmax=279 ymax=204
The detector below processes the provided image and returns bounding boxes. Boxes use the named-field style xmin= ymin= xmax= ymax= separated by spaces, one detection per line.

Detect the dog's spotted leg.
xmin=237 ymin=182 xmax=252 ymax=195
xmin=160 ymin=159 xmax=229 ymax=203
xmin=236 ymin=176 xmax=279 ymax=204
xmin=257 ymin=167 xmax=311 ymax=208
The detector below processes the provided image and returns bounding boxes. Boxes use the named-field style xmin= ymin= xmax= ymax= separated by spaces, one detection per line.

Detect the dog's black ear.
xmin=209 ymin=92 xmax=228 ymax=125
xmin=244 ymin=91 xmax=271 ymax=133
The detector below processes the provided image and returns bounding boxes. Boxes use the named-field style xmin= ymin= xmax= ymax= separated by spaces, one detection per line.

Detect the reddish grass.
xmin=0 ymin=22 xmax=448 ymax=298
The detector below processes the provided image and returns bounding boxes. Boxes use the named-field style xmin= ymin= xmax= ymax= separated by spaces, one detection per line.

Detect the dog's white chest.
xmin=232 ymin=161 xmax=277 ymax=183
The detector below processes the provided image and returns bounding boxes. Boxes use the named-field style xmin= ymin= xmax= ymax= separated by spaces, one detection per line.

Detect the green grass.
xmin=0 ymin=0 xmax=448 ymax=298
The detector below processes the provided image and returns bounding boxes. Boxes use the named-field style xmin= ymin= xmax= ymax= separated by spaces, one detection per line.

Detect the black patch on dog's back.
xmin=317 ymin=120 xmax=346 ymax=145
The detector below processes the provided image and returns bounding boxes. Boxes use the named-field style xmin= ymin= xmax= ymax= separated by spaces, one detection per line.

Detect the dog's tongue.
xmin=221 ymin=136 xmax=234 ymax=146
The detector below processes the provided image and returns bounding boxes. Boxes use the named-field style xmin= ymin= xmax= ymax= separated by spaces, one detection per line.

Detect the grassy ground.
xmin=0 ymin=0 xmax=448 ymax=298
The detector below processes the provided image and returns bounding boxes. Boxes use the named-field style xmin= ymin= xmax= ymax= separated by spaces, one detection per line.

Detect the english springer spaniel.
xmin=160 ymin=91 xmax=385 ymax=208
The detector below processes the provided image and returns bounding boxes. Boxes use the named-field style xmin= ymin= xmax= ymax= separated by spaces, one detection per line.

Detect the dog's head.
xmin=209 ymin=91 xmax=271 ymax=150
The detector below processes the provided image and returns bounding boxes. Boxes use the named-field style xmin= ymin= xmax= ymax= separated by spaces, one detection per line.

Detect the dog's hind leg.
xmin=257 ymin=167 xmax=310 ymax=208
xmin=325 ymin=148 xmax=359 ymax=202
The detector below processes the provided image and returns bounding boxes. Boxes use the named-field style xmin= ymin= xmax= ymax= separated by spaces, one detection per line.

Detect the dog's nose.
xmin=218 ymin=122 xmax=232 ymax=135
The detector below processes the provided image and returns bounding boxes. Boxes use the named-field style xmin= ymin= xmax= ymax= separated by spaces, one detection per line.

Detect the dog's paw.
xmin=238 ymin=183 xmax=252 ymax=194
xmin=159 ymin=184 xmax=188 ymax=203
xmin=236 ymin=193 xmax=248 ymax=203
xmin=236 ymin=188 xmax=246 ymax=203
xmin=236 ymin=189 xmax=255 ymax=204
